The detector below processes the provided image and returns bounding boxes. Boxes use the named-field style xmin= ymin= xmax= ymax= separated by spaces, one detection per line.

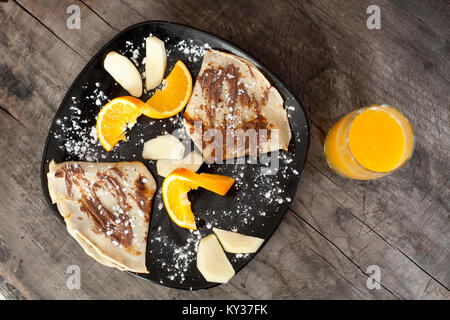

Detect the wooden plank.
xmin=81 ymin=0 xmax=146 ymax=31
xmin=291 ymin=0 xmax=450 ymax=289
xmin=16 ymin=0 xmax=117 ymax=61
xmin=291 ymin=161 xmax=449 ymax=299
xmin=0 ymin=3 xmax=85 ymax=131
xmin=0 ymin=1 xmax=88 ymax=298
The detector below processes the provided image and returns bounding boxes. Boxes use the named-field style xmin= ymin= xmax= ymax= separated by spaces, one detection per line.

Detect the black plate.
xmin=40 ymin=21 xmax=309 ymax=290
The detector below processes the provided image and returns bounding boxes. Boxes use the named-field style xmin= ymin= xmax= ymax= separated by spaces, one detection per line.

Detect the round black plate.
xmin=40 ymin=21 xmax=309 ymax=290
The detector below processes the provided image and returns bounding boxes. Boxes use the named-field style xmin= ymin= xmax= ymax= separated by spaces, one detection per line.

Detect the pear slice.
xmin=213 ymin=228 xmax=264 ymax=253
xmin=156 ymin=150 xmax=203 ymax=177
xmin=104 ymin=51 xmax=142 ymax=97
xmin=145 ymin=36 xmax=167 ymax=90
xmin=142 ymin=134 xmax=185 ymax=160
xmin=197 ymin=234 xmax=235 ymax=283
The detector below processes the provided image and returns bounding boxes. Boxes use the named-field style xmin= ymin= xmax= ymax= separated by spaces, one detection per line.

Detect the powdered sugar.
xmin=149 ymin=227 xmax=202 ymax=283
xmin=171 ymin=39 xmax=211 ymax=63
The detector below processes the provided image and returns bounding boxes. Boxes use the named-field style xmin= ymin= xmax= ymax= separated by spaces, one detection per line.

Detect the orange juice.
xmin=324 ymin=105 xmax=414 ymax=180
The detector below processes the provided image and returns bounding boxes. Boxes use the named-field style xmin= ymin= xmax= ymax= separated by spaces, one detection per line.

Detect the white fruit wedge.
xmin=156 ymin=150 xmax=204 ymax=177
xmin=197 ymin=234 xmax=235 ymax=283
xmin=104 ymin=51 xmax=142 ymax=97
xmin=213 ymin=228 xmax=264 ymax=253
xmin=145 ymin=36 xmax=167 ymax=90
xmin=142 ymin=134 xmax=185 ymax=160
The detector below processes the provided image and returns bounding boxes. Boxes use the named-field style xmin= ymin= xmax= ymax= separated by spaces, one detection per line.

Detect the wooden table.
xmin=0 ymin=0 xmax=448 ymax=300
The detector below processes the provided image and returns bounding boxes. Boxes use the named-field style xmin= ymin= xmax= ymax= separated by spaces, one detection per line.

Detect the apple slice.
xmin=142 ymin=134 xmax=185 ymax=160
xmin=156 ymin=150 xmax=203 ymax=177
xmin=145 ymin=36 xmax=167 ymax=90
xmin=197 ymin=234 xmax=235 ymax=283
xmin=104 ymin=51 xmax=142 ymax=97
xmin=213 ymin=228 xmax=264 ymax=253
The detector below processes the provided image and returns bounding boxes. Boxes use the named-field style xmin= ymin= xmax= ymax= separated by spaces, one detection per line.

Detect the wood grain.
xmin=0 ymin=0 xmax=448 ymax=299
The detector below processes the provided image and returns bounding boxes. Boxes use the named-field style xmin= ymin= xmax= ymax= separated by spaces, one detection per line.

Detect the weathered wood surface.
xmin=0 ymin=0 xmax=448 ymax=299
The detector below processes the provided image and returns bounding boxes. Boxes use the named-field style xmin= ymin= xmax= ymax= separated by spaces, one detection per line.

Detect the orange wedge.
xmin=143 ymin=60 xmax=192 ymax=119
xmin=97 ymin=96 xmax=147 ymax=151
xmin=162 ymin=168 xmax=235 ymax=230
xmin=162 ymin=173 xmax=199 ymax=230
xmin=173 ymin=168 xmax=236 ymax=196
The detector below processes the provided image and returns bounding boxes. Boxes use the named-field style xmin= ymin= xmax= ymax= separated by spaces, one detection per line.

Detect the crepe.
xmin=47 ymin=160 xmax=156 ymax=273
xmin=183 ymin=49 xmax=291 ymax=163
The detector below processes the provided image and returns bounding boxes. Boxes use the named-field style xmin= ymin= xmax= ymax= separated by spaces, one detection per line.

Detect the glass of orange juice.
xmin=324 ymin=104 xmax=414 ymax=180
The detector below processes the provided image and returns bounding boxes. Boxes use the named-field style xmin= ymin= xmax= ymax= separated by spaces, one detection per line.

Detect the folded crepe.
xmin=183 ymin=49 xmax=291 ymax=163
xmin=47 ymin=160 xmax=156 ymax=273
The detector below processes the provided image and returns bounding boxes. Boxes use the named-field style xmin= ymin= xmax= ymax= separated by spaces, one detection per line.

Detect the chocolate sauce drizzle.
xmin=191 ymin=63 xmax=272 ymax=159
xmin=56 ymin=164 xmax=151 ymax=248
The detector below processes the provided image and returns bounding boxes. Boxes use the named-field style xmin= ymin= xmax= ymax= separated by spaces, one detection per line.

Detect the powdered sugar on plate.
xmin=52 ymin=89 xmax=109 ymax=161
xmin=150 ymin=228 xmax=202 ymax=283
xmin=171 ymin=39 xmax=211 ymax=63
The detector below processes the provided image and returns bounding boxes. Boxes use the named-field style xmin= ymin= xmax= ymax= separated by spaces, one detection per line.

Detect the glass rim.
xmin=344 ymin=104 xmax=415 ymax=175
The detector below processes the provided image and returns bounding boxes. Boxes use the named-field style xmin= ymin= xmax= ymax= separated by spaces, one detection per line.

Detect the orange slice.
xmin=162 ymin=168 xmax=235 ymax=230
xmin=97 ymin=96 xmax=147 ymax=151
xmin=143 ymin=60 xmax=192 ymax=119
xmin=173 ymin=168 xmax=236 ymax=196
xmin=162 ymin=173 xmax=198 ymax=230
